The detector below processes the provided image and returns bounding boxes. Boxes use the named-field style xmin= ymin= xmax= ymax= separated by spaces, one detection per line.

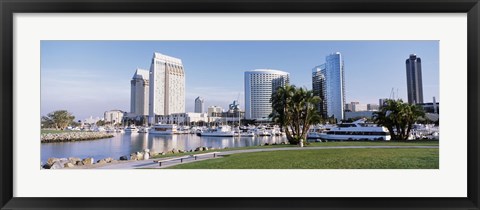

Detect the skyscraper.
xmin=312 ymin=52 xmax=345 ymax=122
xmin=244 ymin=69 xmax=289 ymax=120
xmin=406 ymin=54 xmax=423 ymax=104
xmin=148 ymin=52 xmax=185 ymax=124
xmin=130 ymin=68 xmax=149 ymax=116
xmin=312 ymin=64 xmax=327 ymax=118
xmin=194 ymin=97 xmax=204 ymax=113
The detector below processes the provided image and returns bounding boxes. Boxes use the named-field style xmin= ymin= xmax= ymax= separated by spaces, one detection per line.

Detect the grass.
xmin=306 ymin=140 xmax=439 ymax=147
xmin=166 ymin=148 xmax=439 ymax=169
xmin=149 ymin=140 xmax=438 ymax=160
xmin=150 ymin=144 xmax=292 ymax=159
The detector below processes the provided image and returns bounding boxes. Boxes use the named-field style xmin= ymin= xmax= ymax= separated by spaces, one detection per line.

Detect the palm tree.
xmin=270 ymin=85 xmax=321 ymax=146
xmin=374 ymin=99 xmax=425 ymax=140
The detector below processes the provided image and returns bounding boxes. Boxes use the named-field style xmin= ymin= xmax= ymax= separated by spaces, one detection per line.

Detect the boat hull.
xmin=318 ymin=133 xmax=391 ymax=141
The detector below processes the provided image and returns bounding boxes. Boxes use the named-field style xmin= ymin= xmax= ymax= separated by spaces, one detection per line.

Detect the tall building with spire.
xmin=148 ymin=52 xmax=185 ymax=124
xmin=406 ymin=54 xmax=424 ymax=104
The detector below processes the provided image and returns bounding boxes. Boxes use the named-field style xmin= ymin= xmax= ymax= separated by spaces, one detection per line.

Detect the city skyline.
xmin=41 ymin=41 xmax=439 ymax=120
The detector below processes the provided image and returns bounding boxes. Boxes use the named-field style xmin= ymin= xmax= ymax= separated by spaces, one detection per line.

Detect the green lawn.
xmin=149 ymin=140 xmax=438 ymax=160
xmin=307 ymin=140 xmax=439 ymax=147
xmin=166 ymin=148 xmax=439 ymax=169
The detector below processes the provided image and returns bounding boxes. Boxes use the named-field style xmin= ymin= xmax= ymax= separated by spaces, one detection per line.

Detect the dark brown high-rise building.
xmin=406 ymin=54 xmax=423 ymax=104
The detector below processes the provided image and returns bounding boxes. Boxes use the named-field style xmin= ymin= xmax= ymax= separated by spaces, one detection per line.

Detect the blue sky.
xmin=41 ymin=41 xmax=439 ymax=121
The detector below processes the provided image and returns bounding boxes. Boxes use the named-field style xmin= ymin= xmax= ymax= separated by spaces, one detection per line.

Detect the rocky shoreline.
xmin=43 ymin=146 xmax=221 ymax=169
xmin=41 ymin=132 xmax=114 ymax=143
xmin=42 ymin=142 xmax=289 ymax=169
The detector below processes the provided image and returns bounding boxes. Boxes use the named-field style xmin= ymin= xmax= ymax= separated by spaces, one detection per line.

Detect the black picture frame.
xmin=1 ymin=0 xmax=479 ymax=209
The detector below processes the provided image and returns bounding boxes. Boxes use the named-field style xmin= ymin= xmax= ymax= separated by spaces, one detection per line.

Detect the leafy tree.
xmin=96 ymin=120 xmax=105 ymax=126
xmin=41 ymin=110 xmax=75 ymax=130
xmin=270 ymin=84 xmax=321 ymax=146
xmin=373 ymin=99 xmax=425 ymax=140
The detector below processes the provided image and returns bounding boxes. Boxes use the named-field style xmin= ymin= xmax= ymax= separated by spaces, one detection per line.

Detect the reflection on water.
xmin=41 ymin=133 xmax=287 ymax=163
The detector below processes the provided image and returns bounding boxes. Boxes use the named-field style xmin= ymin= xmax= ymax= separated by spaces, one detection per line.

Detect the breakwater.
xmin=41 ymin=132 xmax=114 ymax=143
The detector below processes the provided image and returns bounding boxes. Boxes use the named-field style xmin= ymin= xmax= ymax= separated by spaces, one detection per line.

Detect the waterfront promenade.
xmin=83 ymin=145 xmax=439 ymax=169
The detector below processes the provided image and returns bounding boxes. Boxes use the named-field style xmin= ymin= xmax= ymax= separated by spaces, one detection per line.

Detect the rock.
xmin=195 ymin=147 xmax=203 ymax=152
xmin=104 ymin=157 xmax=113 ymax=163
xmin=161 ymin=152 xmax=166 ymax=155
xmin=42 ymin=163 xmax=51 ymax=169
xmin=76 ymin=161 xmax=84 ymax=166
xmin=82 ymin=157 xmax=94 ymax=165
xmin=172 ymin=148 xmax=178 ymax=154
xmin=68 ymin=157 xmax=81 ymax=164
xmin=97 ymin=159 xmax=107 ymax=164
xmin=110 ymin=160 xmax=118 ymax=164
xmin=143 ymin=152 xmax=150 ymax=160
xmin=119 ymin=156 xmax=128 ymax=161
xmin=64 ymin=162 xmax=75 ymax=168
xmin=136 ymin=152 xmax=144 ymax=160
xmin=47 ymin=158 xmax=59 ymax=166
xmin=203 ymin=147 xmax=209 ymax=151
xmin=130 ymin=155 xmax=138 ymax=161
xmin=50 ymin=161 xmax=64 ymax=169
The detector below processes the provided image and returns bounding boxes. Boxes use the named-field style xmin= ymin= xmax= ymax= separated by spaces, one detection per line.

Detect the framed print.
xmin=1 ymin=0 xmax=479 ymax=209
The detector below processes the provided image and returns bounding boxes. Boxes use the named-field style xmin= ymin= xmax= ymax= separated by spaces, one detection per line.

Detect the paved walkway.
xmin=93 ymin=145 xmax=439 ymax=169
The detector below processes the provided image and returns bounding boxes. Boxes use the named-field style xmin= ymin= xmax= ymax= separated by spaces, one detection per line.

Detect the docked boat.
xmin=238 ymin=131 xmax=255 ymax=137
xmin=149 ymin=124 xmax=177 ymax=135
xmin=317 ymin=119 xmax=391 ymax=141
xmin=254 ymin=125 xmax=272 ymax=136
xmin=137 ymin=126 xmax=150 ymax=133
xmin=199 ymin=125 xmax=235 ymax=137
xmin=124 ymin=125 xmax=138 ymax=133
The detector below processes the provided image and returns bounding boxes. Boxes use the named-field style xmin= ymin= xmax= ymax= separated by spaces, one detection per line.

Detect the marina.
xmin=41 ymin=132 xmax=288 ymax=163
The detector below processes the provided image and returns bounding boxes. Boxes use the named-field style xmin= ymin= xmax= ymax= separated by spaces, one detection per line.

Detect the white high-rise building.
xmin=148 ymin=53 xmax=185 ymax=124
xmin=194 ymin=97 xmax=204 ymax=113
xmin=130 ymin=68 xmax=149 ymax=116
xmin=244 ymin=69 xmax=289 ymax=120
xmin=104 ymin=110 xmax=124 ymax=125
xmin=207 ymin=106 xmax=223 ymax=117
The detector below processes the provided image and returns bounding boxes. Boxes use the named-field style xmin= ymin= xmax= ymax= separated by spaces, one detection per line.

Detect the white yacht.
xmin=254 ymin=125 xmax=272 ymax=136
xmin=238 ymin=130 xmax=255 ymax=137
xmin=137 ymin=126 xmax=150 ymax=133
xmin=317 ymin=119 xmax=391 ymax=141
xmin=307 ymin=124 xmax=335 ymax=139
xmin=199 ymin=125 xmax=235 ymax=137
xmin=149 ymin=124 xmax=177 ymax=135
xmin=124 ymin=125 xmax=138 ymax=133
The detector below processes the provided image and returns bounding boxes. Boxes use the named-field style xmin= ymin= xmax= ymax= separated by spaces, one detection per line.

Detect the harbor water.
xmin=41 ymin=133 xmax=288 ymax=163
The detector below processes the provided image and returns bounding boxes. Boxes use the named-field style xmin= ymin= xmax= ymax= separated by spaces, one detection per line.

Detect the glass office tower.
xmin=324 ymin=52 xmax=345 ymax=122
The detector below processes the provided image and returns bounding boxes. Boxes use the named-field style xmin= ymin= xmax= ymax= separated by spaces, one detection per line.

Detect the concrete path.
xmin=93 ymin=145 xmax=439 ymax=169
